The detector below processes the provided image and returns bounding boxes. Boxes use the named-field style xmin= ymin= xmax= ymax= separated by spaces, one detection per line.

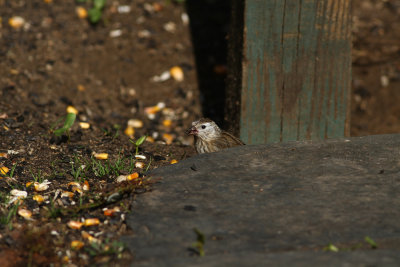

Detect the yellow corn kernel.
xmin=71 ymin=240 xmax=84 ymax=250
xmin=145 ymin=136 xmax=155 ymax=143
xmin=77 ymin=84 xmax=86 ymax=91
xmin=76 ymin=7 xmax=87 ymax=19
xmin=83 ymin=218 xmax=100 ymax=226
xmin=0 ymin=166 xmax=9 ymax=175
xmin=162 ymin=133 xmax=174 ymax=145
xmin=68 ymin=220 xmax=83 ymax=229
xmin=170 ymin=66 xmax=184 ymax=82
xmin=127 ymin=119 xmax=143 ymax=128
xmin=8 ymin=16 xmax=25 ymax=29
xmin=33 ymin=195 xmax=45 ymax=204
xmin=94 ymin=153 xmax=108 ymax=160
xmin=82 ymin=180 xmax=89 ymax=191
xmin=18 ymin=208 xmax=32 ymax=219
xmin=127 ymin=172 xmax=139 ymax=180
xmin=61 ymin=191 xmax=74 ymax=198
xmin=79 ymin=122 xmax=90 ymax=129
xmin=66 ymin=106 xmax=78 ymax=114
xmin=135 ymin=162 xmax=144 ymax=169
xmin=163 ymin=119 xmax=172 ymax=127
xmin=124 ymin=126 xmax=135 ymax=137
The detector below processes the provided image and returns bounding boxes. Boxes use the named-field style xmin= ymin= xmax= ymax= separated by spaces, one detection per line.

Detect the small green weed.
xmin=52 ymin=112 xmax=76 ymax=137
xmin=75 ymin=0 xmax=106 ymax=24
xmin=129 ymin=135 xmax=147 ymax=155
xmin=85 ymin=238 xmax=125 ymax=258
xmin=364 ymin=236 xmax=377 ymax=249
xmin=30 ymin=169 xmax=44 ymax=183
xmin=192 ymin=228 xmax=205 ymax=256
xmin=70 ymin=155 xmax=86 ymax=182
xmin=0 ymin=202 xmax=20 ymax=230
xmin=323 ymin=243 xmax=339 ymax=252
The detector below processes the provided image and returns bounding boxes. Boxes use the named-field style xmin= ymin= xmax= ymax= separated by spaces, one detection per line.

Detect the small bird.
xmin=187 ymin=118 xmax=245 ymax=154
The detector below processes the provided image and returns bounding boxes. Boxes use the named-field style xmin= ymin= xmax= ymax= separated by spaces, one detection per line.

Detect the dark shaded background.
xmin=186 ymin=0 xmax=231 ymax=127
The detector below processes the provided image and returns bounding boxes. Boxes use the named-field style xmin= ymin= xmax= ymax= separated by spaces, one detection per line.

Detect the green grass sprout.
xmin=88 ymin=0 xmax=106 ymax=24
xmin=192 ymin=228 xmax=205 ymax=256
xmin=365 ymin=236 xmax=377 ymax=249
xmin=130 ymin=135 xmax=147 ymax=155
xmin=53 ymin=112 xmax=76 ymax=137
xmin=323 ymin=243 xmax=339 ymax=252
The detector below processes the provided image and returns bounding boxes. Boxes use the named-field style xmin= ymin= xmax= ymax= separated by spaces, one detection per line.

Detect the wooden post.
xmin=226 ymin=0 xmax=351 ymax=144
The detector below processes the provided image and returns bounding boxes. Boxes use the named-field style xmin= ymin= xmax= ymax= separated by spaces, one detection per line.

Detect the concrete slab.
xmin=122 ymin=134 xmax=400 ymax=266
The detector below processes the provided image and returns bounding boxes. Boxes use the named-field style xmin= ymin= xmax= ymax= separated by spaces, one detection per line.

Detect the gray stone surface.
xmin=122 ymin=134 xmax=400 ymax=266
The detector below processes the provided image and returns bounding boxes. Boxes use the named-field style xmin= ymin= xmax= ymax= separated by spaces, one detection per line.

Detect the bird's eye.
xmin=201 ymin=125 xmax=206 ymax=129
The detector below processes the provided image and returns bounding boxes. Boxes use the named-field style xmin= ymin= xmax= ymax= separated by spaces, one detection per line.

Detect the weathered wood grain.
xmin=238 ymin=0 xmax=351 ymax=144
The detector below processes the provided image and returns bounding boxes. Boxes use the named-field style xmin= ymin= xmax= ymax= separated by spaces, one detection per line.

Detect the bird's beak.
xmin=186 ymin=126 xmax=197 ymax=135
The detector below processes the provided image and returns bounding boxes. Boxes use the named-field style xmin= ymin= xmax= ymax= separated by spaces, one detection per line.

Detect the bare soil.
xmin=0 ymin=0 xmax=399 ymax=265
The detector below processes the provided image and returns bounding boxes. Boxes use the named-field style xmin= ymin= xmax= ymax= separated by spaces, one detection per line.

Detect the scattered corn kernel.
xmin=0 ymin=153 xmax=8 ymax=158
xmin=72 ymin=186 xmax=83 ymax=194
xmin=34 ymin=180 xmax=51 ymax=192
xmin=82 ymin=180 xmax=89 ymax=191
xmin=170 ymin=159 xmax=178 ymax=164
xmin=157 ymin=102 xmax=166 ymax=109
xmin=10 ymin=68 xmax=19 ymax=75
xmin=170 ymin=66 xmax=184 ymax=82
xmin=94 ymin=153 xmax=108 ymax=160
xmin=44 ymin=0 xmax=53 ymax=3
xmin=135 ymin=162 xmax=145 ymax=169
xmin=161 ymin=107 xmax=175 ymax=116
xmin=144 ymin=102 xmax=165 ymax=115
xmin=62 ymin=255 xmax=70 ymax=263
xmin=10 ymin=189 xmax=27 ymax=198
xmin=124 ymin=126 xmax=135 ymax=137
xmin=61 ymin=191 xmax=74 ymax=198
xmin=71 ymin=240 xmax=84 ymax=250
xmin=33 ymin=194 xmax=45 ymax=204
xmin=162 ymin=133 xmax=174 ymax=145
xmin=18 ymin=208 xmax=32 ymax=219
xmin=26 ymin=181 xmax=33 ymax=188
xmin=76 ymin=7 xmax=87 ymax=19
xmin=9 ymin=16 xmax=25 ymax=29
xmin=68 ymin=182 xmax=81 ymax=188
xmin=103 ymin=207 xmax=120 ymax=217
xmin=163 ymin=119 xmax=172 ymax=127
xmin=153 ymin=2 xmax=163 ymax=11
xmin=77 ymin=84 xmax=86 ymax=91
xmin=145 ymin=136 xmax=155 ymax=143
xmin=81 ymin=231 xmax=93 ymax=241
xmin=151 ymin=71 xmax=171 ymax=82
xmin=79 ymin=122 xmax=90 ymax=129
xmin=0 ymin=166 xmax=9 ymax=175
xmin=116 ymin=175 xmax=128 ymax=183
xmin=68 ymin=220 xmax=83 ymax=229
xmin=103 ymin=209 xmax=115 ymax=217
xmin=135 ymin=154 xmax=146 ymax=160
xmin=66 ymin=106 xmax=78 ymax=114
xmin=144 ymin=106 xmax=161 ymax=115
xmin=127 ymin=172 xmax=139 ymax=180
xmin=81 ymin=231 xmax=100 ymax=244
xmin=83 ymin=218 xmax=100 ymax=226
xmin=127 ymin=119 xmax=143 ymax=128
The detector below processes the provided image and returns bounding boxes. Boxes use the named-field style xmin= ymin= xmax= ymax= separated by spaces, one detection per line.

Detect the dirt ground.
xmin=0 ymin=0 xmax=399 ymax=265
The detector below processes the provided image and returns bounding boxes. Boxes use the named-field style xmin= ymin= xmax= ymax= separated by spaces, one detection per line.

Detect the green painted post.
xmin=227 ymin=0 xmax=351 ymax=144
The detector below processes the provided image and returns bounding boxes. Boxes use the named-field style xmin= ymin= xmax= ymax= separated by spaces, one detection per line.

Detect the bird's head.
xmin=186 ymin=118 xmax=221 ymax=141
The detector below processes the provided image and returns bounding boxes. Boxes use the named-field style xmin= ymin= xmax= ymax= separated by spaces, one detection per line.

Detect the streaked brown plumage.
xmin=187 ymin=118 xmax=245 ymax=154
